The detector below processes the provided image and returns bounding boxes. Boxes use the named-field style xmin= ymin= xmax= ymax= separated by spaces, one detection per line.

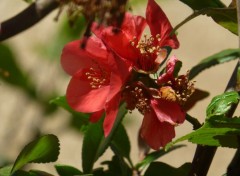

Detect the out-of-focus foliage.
xmin=189 ymin=49 xmax=240 ymax=79
xmin=179 ymin=0 xmax=237 ymax=34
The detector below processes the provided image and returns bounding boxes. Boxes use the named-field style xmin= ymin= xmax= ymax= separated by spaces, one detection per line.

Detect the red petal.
xmin=140 ymin=109 xmax=175 ymax=150
xmin=146 ymin=0 xmax=179 ymax=48
xmin=151 ymin=99 xmax=185 ymax=124
xmin=107 ymin=54 xmax=132 ymax=102
xmin=92 ymin=13 xmax=146 ymax=62
xmin=121 ymin=13 xmax=147 ymax=41
xmin=66 ymin=72 xmax=110 ymax=113
xmin=103 ymin=93 xmax=121 ymax=136
xmin=61 ymin=37 xmax=107 ymax=75
xmin=90 ymin=110 xmax=104 ymax=123
xmin=157 ymin=55 xmax=179 ymax=84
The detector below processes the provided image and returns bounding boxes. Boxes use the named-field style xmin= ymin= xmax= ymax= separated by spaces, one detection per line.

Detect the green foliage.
xmin=110 ymin=124 xmax=131 ymax=166
xmin=180 ymin=0 xmax=226 ymax=10
xmin=135 ymin=145 xmax=185 ymax=171
xmin=207 ymin=8 xmax=238 ymax=35
xmin=82 ymin=104 xmax=127 ymax=174
xmin=189 ymin=49 xmax=240 ymax=79
xmin=50 ymin=96 xmax=89 ymax=131
xmin=55 ymin=165 xmax=82 ymax=176
xmin=11 ymin=134 xmax=60 ymax=174
xmin=180 ymin=0 xmax=237 ymax=34
xmin=167 ymin=115 xmax=240 ymax=149
xmin=0 ymin=166 xmax=12 ymax=176
xmin=206 ymin=91 xmax=240 ymax=118
xmin=0 ymin=44 xmax=36 ymax=98
xmin=144 ymin=162 xmax=191 ymax=176
xmin=167 ymin=92 xmax=240 ymax=148
xmin=101 ymin=155 xmax=132 ymax=176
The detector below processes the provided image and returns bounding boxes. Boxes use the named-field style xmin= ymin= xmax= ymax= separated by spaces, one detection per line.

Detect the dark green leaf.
xmin=101 ymin=155 xmax=131 ymax=176
xmin=0 ymin=44 xmax=36 ymax=98
xmin=207 ymin=91 xmax=239 ymax=118
xmin=180 ymin=0 xmax=225 ymax=10
xmin=173 ymin=60 xmax=182 ymax=77
xmin=167 ymin=116 xmax=240 ymax=149
xmin=183 ymin=89 xmax=209 ymax=111
xmin=144 ymin=162 xmax=191 ymax=176
xmin=55 ymin=164 xmax=82 ymax=176
xmin=82 ymin=104 xmax=127 ymax=173
xmin=110 ymin=124 xmax=131 ymax=165
xmin=50 ymin=96 xmax=89 ymax=131
xmin=189 ymin=49 xmax=240 ymax=79
xmin=135 ymin=145 xmax=185 ymax=170
xmin=11 ymin=134 xmax=60 ymax=173
xmin=28 ymin=170 xmax=54 ymax=176
xmin=206 ymin=8 xmax=237 ymax=35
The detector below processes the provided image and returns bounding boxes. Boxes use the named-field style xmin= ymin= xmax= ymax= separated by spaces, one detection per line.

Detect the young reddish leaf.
xmin=11 ymin=134 xmax=60 ymax=174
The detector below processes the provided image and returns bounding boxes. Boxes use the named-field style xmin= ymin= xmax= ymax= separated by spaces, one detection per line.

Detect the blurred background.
xmin=0 ymin=0 xmax=239 ymax=175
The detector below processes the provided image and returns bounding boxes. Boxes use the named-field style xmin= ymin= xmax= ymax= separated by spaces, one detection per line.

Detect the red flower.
xmin=122 ymin=81 xmax=185 ymax=150
xmin=92 ymin=0 xmax=179 ymax=73
xmin=61 ymin=36 xmax=131 ymax=136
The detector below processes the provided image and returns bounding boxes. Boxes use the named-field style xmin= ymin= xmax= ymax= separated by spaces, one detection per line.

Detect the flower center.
xmin=130 ymin=34 xmax=165 ymax=73
xmin=163 ymin=72 xmax=195 ymax=105
xmin=122 ymin=82 xmax=151 ymax=114
xmin=84 ymin=67 xmax=110 ymax=89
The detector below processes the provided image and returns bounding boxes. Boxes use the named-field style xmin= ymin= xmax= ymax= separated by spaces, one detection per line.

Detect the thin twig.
xmin=0 ymin=0 xmax=59 ymax=41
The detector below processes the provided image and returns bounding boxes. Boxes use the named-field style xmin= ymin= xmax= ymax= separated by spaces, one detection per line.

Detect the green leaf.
xmin=110 ymin=124 xmax=131 ymax=165
xmin=0 ymin=166 xmax=12 ymax=176
xmin=11 ymin=134 xmax=60 ymax=174
xmin=206 ymin=91 xmax=240 ymax=118
xmin=82 ymin=104 xmax=127 ymax=173
xmin=206 ymin=8 xmax=237 ymax=35
xmin=180 ymin=0 xmax=226 ymax=10
xmin=144 ymin=162 xmax=191 ymax=176
xmin=101 ymin=155 xmax=131 ymax=176
xmin=50 ymin=96 xmax=89 ymax=131
xmin=167 ymin=116 xmax=240 ymax=149
xmin=0 ymin=44 xmax=36 ymax=98
xmin=55 ymin=165 xmax=82 ymax=176
xmin=135 ymin=145 xmax=185 ymax=170
xmin=28 ymin=170 xmax=54 ymax=176
xmin=189 ymin=49 xmax=240 ymax=79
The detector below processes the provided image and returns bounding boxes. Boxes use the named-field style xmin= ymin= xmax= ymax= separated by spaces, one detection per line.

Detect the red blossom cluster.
xmin=61 ymin=0 xmax=194 ymax=150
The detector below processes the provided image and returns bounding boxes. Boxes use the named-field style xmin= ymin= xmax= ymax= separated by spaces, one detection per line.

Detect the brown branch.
xmin=0 ymin=0 xmax=59 ymax=41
